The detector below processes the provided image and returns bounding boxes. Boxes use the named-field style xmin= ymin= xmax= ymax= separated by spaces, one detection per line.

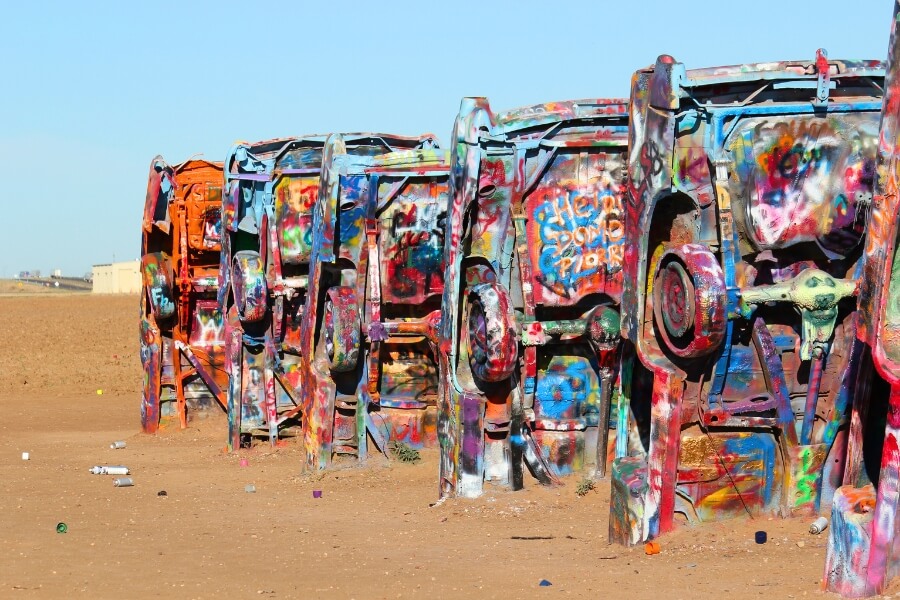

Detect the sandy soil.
xmin=0 ymin=294 xmax=894 ymax=599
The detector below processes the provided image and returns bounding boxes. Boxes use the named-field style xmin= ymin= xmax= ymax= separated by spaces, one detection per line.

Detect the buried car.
xmin=437 ymin=97 xmax=634 ymax=498
xmin=825 ymin=2 xmax=900 ymax=596
xmin=220 ymin=135 xmax=433 ymax=449
xmin=297 ymin=133 xmax=447 ymax=470
xmin=612 ymin=52 xmax=884 ymax=545
xmin=141 ymin=156 xmax=227 ymax=432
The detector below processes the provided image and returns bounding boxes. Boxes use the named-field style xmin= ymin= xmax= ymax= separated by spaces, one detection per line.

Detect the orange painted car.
xmin=140 ymin=157 xmax=227 ymax=432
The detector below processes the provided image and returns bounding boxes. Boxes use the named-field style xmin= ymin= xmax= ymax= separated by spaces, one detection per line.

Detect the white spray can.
xmin=809 ymin=516 xmax=829 ymax=534
xmin=89 ymin=466 xmax=130 ymax=475
xmin=113 ymin=478 xmax=133 ymax=487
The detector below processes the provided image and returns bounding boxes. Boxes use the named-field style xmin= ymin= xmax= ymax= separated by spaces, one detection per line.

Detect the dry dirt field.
xmin=0 ymin=280 xmax=85 ymax=296
xmin=0 ymin=294 xmax=896 ymax=599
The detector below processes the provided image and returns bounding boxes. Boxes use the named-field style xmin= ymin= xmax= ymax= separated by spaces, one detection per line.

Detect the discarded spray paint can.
xmin=56 ymin=522 xmax=67 ymax=533
xmin=89 ymin=466 xmax=130 ymax=475
xmin=809 ymin=516 xmax=829 ymax=535
xmin=21 ymin=452 xmax=29 ymax=460
xmin=110 ymin=441 xmax=126 ymax=449
xmin=113 ymin=478 xmax=133 ymax=487
xmin=755 ymin=531 xmax=767 ymax=544
xmin=313 ymin=490 xmax=322 ymax=499
xmin=245 ymin=484 xmax=256 ymax=493
xmin=644 ymin=541 xmax=661 ymax=555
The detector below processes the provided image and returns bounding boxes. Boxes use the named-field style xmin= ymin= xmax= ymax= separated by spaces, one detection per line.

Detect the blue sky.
xmin=0 ymin=0 xmax=892 ymax=277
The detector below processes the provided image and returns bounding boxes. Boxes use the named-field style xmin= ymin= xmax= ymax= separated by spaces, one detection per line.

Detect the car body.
xmin=297 ymin=133 xmax=447 ymax=470
xmin=220 ymin=136 xmax=325 ymax=448
xmin=825 ymin=3 xmax=900 ymax=596
xmin=612 ymin=53 xmax=884 ymax=545
xmin=140 ymin=157 xmax=226 ymax=432
xmin=221 ymin=135 xmax=429 ymax=448
xmin=437 ymin=97 xmax=633 ymax=498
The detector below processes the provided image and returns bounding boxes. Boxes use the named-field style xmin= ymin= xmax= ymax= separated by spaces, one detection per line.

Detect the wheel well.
xmin=648 ymin=192 xmax=699 ymax=251
xmin=645 ymin=192 xmax=700 ymax=326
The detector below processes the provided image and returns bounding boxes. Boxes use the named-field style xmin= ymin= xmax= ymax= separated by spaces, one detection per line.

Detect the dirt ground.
xmin=0 ymin=294 xmax=895 ymax=599
xmin=0 ymin=280 xmax=84 ymax=296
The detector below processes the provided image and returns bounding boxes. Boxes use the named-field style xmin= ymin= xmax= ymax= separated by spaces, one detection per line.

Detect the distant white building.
xmin=92 ymin=260 xmax=141 ymax=294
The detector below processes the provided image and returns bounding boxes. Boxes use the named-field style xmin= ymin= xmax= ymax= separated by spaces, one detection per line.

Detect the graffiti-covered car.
xmin=298 ymin=133 xmax=447 ymax=470
xmin=826 ymin=3 xmax=900 ymax=596
xmin=221 ymin=135 xmax=406 ymax=448
xmin=612 ymin=52 xmax=884 ymax=545
xmin=141 ymin=157 xmax=226 ymax=432
xmin=437 ymin=97 xmax=632 ymax=498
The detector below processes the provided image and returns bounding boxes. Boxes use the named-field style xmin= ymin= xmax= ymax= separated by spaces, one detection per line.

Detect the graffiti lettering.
xmin=383 ymin=196 xmax=446 ymax=301
xmin=534 ymin=188 xmax=624 ymax=294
